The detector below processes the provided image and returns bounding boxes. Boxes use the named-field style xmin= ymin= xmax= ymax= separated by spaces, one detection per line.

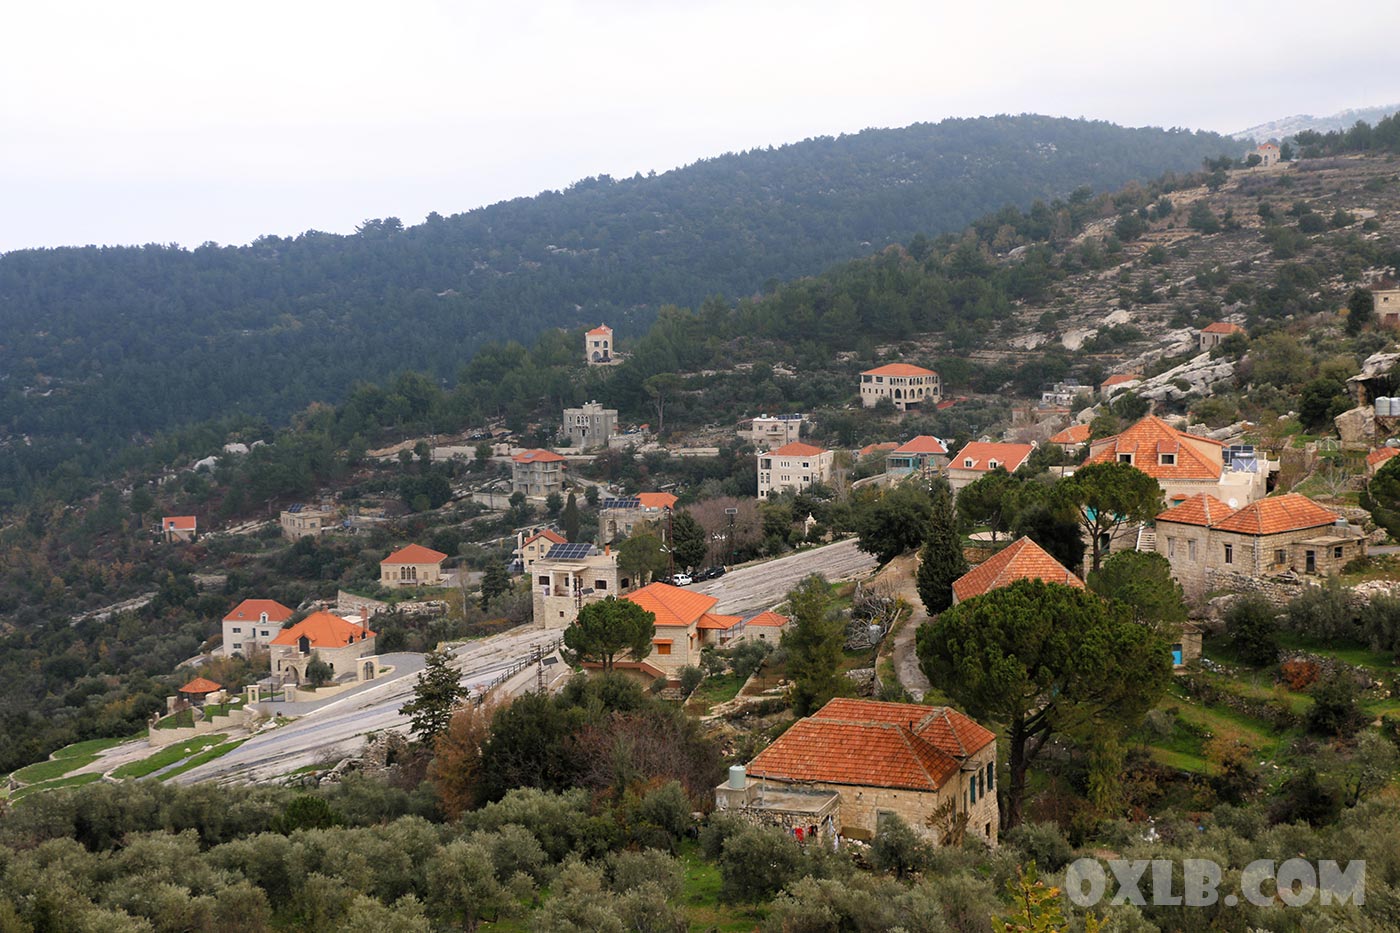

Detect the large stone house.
xmin=1198 ymin=321 xmax=1245 ymax=351
xmin=380 ymin=544 xmax=448 ymax=588
xmin=161 ymin=515 xmax=197 ymax=543
xmin=885 ymin=436 xmax=949 ymax=480
xmin=221 ymin=598 xmax=294 ymax=657
xmin=1155 ymin=492 xmax=1366 ymax=601
xmin=749 ymin=414 xmax=807 ymax=451
xmin=562 ymin=401 xmax=617 ymax=449
xmin=1100 ymin=373 xmax=1143 ymax=398
xmin=512 ymin=449 xmax=567 ymax=498
xmin=951 ymin=537 xmax=1084 ymax=605
xmin=945 ymin=442 xmax=1035 ymax=497
xmin=1254 ymin=142 xmax=1280 ymax=167
xmin=758 ymin=442 xmax=833 ymax=499
xmin=599 ymin=492 xmax=678 ymax=544
xmin=515 ymin=528 xmax=566 ymax=572
xmin=859 ymin=364 xmax=941 ymax=412
xmin=585 ymin=324 xmax=614 ymax=364
xmin=532 ymin=543 xmax=627 ymax=629
xmin=612 ymin=582 xmax=742 ymax=682
xmin=279 ymin=504 xmax=335 ymax=541
xmin=717 ymin=698 xmax=998 ymax=844
xmin=1047 ymin=423 xmax=1090 ymax=457
xmin=269 ymin=610 xmax=377 ymax=686
xmin=1373 ymin=286 xmax=1400 ymax=328
xmin=1084 ymin=416 xmax=1269 ymax=508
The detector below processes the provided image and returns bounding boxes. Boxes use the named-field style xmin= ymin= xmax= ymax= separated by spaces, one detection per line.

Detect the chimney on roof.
xmin=604 ymin=544 xmax=610 ymax=556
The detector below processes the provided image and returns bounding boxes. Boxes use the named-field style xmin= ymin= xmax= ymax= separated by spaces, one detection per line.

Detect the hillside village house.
xmin=1040 ymin=380 xmax=1083 ymax=407
xmin=1198 ymin=321 xmax=1246 ymax=351
xmin=614 ymin=583 xmax=743 ymax=682
xmin=744 ymin=610 xmax=789 ymax=643
xmin=532 ymin=543 xmax=626 ymax=629
xmin=1085 ymin=416 xmax=1270 ymax=508
xmin=885 ymin=436 xmax=949 ymax=480
xmin=380 ymin=543 xmax=448 ymax=588
xmin=859 ymin=364 xmax=940 ymax=412
xmin=758 ymin=442 xmax=833 ymax=499
xmin=1047 ymin=423 xmax=1091 ymax=456
xmin=599 ymin=492 xmax=678 ymax=544
xmin=585 ymin=324 xmax=614 ymax=364
xmin=221 ymin=598 xmax=294 ymax=657
xmin=1373 ymin=285 xmax=1400 ymax=327
xmin=562 ymin=401 xmax=617 ymax=449
xmin=749 ymin=414 xmax=807 ymax=450
xmin=512 ymin=449 xmax=567 ymax=498
xmin=269 ymin=610 xmax=377 ymax=686
xmin=716 ymin=698 xmax=998 ymax=844
xmin=515 ymin=528 xmax=566 ymax=572
xmin=1368 ymin=446 xmax=1400 ymax=477
xmin=1254 ymin=142 xmax=1280 ymax=167
xmin=945 ymin=441 xmax=1035 ymax=497
xmin=950 ymin=537 xmax=1084 ymax=605
xmin=1155 ymin=493 xmax=1366 ymax=601
xmin=162 ymin=515 xmax=197 ymax=543
xmin=279 ymin=503 xmax=335 ymax=541
xmin=1099 ymin=373 xmax=1142 ymax=397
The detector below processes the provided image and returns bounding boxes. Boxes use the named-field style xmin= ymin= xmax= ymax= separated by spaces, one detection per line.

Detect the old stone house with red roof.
xmin=758 ymin=442 xmax=833 ymax=499
xmin=885 ymin=435 xmax=949 ymax=480
xmin=859 ymin=363 xmax=941 ymax=412
xmin=585 ymin=324 xmax=614 ymax=364
xmin=946 ymin=441 xmax=1035 ymax=497
xmin=161 ymin=515 xmax=197 ymax=543
xmin=1198 ymin=321 xmax=1246 ymax=351
xmin=269 ymin=610 xmax=377 ymax=686
xmin=1047 ymin=423 xmax=1091 ymax=456
xmin=221 ymin=598 xmax=294 ymax=657
xmin=1367 ymin=446 xmax=1400 ymax=477
xmin=607 ymin=582 xmax=744 ymax=682
xmin=1155 ymin=492 xmax=1365 ymax=601
xmin=512 ymin=448 xmax=567 ymax=498
xmin=951 ymin=537 xmax=1083 ymax=605
xmin=380 ymin=544 xmax=449 ymax=588
xmin=716 ymin=698 xmax=998 ymax=844
xmin=1085 ymin=415 xmax=1269 ymax=508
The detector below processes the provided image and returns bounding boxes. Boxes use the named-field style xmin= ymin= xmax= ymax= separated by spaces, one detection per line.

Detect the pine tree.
xmin=785 ymin=574 xmax=850 ymax=715
xmin=916 ymin=482 xmax=968 ymax=616
xmin=562 ymin=491 xmax=581 ymax=542
xmin=480 ymin=562 xmax=510 ymax=611
xmin=399 ymin=648 xmax=467 ymax=747
xmin=671 ymin=510 xmax=708 ymax=571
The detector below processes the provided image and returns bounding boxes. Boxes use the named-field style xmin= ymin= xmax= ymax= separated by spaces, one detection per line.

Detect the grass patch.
xmin=112 ymin=734 xmax=229 ymax=780
xmin=156 ymin=699 xmax=246 ymax=729
xmin=678 ymin=843 xmax=762 ymax=932
xmin=686 ymin=672 xmax=747 ymax=715
xmin=11 ymin=753 xmax=99 ymax=785
xmin=11 ymin=772 xmax=103 ymax=801
xmin=53 ymin=736 xmax=129 ymax=758
xmin=158 ymin=738 xmax=249 ymax=781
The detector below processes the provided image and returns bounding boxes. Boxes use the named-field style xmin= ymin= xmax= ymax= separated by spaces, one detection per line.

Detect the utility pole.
xmin=665 ymin=507 xmax=675 ymax=580
xmin=725 ymin=507 xmax=738 ymax=567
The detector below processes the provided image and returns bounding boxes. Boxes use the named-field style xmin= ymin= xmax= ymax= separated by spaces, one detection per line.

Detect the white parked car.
xmin=670 ymin=573 xmax=693 ymax=586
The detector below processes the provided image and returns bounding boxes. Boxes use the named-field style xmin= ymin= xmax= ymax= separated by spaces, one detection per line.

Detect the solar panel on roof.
xmin=601 ymin=498 xmax=641 ymax=509
xmin=287 ymin=503 xmax=303 ymax=513
xmin=545 ymin=542 xmax=597 ymax=560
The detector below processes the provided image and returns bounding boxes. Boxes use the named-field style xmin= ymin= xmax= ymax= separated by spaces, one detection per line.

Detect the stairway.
xmin=1135 ymin=524 xmax=1157 ymax=553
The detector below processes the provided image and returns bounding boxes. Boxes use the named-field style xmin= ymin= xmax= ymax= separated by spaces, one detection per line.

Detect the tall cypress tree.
xmin=562 ymin=491 xmax=581 ymax=542
xmin=916 ymin=481 xmax=968 ymax=616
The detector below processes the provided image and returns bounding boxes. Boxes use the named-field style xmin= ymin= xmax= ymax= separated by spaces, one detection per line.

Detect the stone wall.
xmin=148 ymin=706 xmax=253 ymax=748
xmin=1203 ymin=568 xmax=1315 ymax=607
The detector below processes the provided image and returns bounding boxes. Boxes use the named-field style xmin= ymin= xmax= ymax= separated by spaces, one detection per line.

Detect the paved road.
xmin=692 ymin=538 xmax=878 ymax=617
xmin=172 ymin=625 xmax=563 ymax=785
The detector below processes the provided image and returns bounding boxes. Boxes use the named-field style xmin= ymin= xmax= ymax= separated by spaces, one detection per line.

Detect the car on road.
xmin=668 ymin=572 xmax=693 ymax=586
xmin=693 ymin=566 xmax=726 ymax=581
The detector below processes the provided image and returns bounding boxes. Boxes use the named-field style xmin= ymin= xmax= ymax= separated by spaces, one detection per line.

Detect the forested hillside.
xmin=0 ymin=116 xmax=1233 ymax=451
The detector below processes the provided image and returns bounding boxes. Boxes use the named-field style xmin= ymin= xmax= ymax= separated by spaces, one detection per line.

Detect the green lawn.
xmin=687 ymin=672 xmax=746 ymax=714
xmin=678 ymin=844 xmax=763 ymax=932
xmin=158 ymin=738 xmax=249 ymax=781
xmin=156 ymin=699 xmax=246 ymax=729
xmin=10 ymin=753 xmax=100 ymax=785
xmin=11 ymin=772 xmax=103 ymax=801
xmin=52 ymin=736 xmax=130 ymax=758
xmin=112 ymin=734 xmax=229 ymax=780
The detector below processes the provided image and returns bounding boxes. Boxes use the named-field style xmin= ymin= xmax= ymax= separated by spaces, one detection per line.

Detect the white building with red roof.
xmin=380 ymin=544 xmax=449 ymax=588
xmin=717 ymin=698 xmax=998 ymax=844
xmin=1084 ymin=415 xmax=1269 ymax=507
xmin=511 ymin=448 xmax=567 ymax=498
xmin=758 ymin=442 xmax=833 ymax=499
xmin=221 ymin=598 xmax=295 ymax=657
xmin=161 ymin=515 xmax=197 ymax=543
xmin=269 ymin=610 xmax=378 ymax=686
xmin=1198 ymin=321 xmax=1246 ymax=352
xmin=585 ymin=324 xmax=614 ymax=364
xmin=946 ymin=441 xmax=1035 ymax=497
xmin=515 ymin=528 xmax=567 ymax=572
xmin=610 ymin=582 xmax=742 ymax=680
xmin=859 ymin=363 xmax=941 ymax=412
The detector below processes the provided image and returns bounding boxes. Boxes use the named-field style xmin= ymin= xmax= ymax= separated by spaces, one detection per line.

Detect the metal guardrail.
xmin=472 ymin=636 xmax=564 ymax=704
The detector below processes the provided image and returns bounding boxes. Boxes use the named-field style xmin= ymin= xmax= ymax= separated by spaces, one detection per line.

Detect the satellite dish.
xmin=1227 ymin=498 xmax=1239 ymax=509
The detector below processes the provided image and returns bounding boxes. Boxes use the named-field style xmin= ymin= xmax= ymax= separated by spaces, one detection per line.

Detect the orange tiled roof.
xmin=1048 ymin=424 xmax=1091 ymax=445
xmin=636 ymin=492 xmax=678 ymax=510
xmin=1367 ymin=447 xmax=1400 ymax=469
xmin=224 ymin=599 xmax=294 ymax=624
xmin=521 ymin=529 xmax=567 ymax=550
xmin=382 ymin=543 xmax=448 ymax=565
xmin=949 ymin=441 xmax=1035 ymax=473
xmin=623 ymin=583 xmax=719 ymax=628
xmin=1209 ymin=493 xmax=1338 ymax=536
xmin=862 ymin=363 xmax=937 ymax=377
xmin=859 ymin=442 xmax=900 ymax=457
xmin=1100 ymin=373 xmax=1142 ymax=388
xmin=1202 ymin=321 xmax=1245 ymax=335
xmin=747 ymin=698 xmax=993 ymax=792
xmin=770 ymin=441 xmax=827 ymax=457
xmin=586 ymin=325 xmax=612 ymax=336
xmin=746 ymin=611 xmax=789 ymax=627
xmin=892 ymin=435 xmax=948 ymax=455
xmin=163 ymin=516 xmax=197 ymax=531
xmin=513 ymin=448 xmax=567 ymax=464
xmin=1084 ymin=416 xmax=1222 ymax=480
xmin=698 ymin=612 xmax=743 ymax=631
xmin=1156 ymin=493 xmax=1232 ymax=527
xmin=270 ymin=611 xmax=376 ymax=648
xmin=178 ymin=677 xmax=222 ymax=694
xmin=951 ymin=537 xmax=1084 ymax=603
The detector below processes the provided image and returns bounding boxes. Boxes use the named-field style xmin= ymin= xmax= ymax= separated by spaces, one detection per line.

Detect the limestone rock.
xmin=1334 ymin=405 xmax=1375 ymax=445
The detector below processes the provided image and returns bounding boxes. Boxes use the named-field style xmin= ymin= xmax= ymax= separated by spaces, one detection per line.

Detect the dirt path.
xmin=875 ymin=555 xmax=932 ymax=700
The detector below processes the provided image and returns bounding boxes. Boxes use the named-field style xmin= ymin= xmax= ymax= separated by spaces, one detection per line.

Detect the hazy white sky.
xmin=3 ymin=0 xmax=1398 ymax=252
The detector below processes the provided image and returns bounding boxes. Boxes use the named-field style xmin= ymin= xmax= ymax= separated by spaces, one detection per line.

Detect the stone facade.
xmin=512 ymin=450 xmax=567 ymax=498
xmin=1375 ymin=287 xmax=1400 ymax=328
xmin=531 ymin=547 xmax=625 ymax=629
xmin=749 ymin=414 xmax=807 ymax=450
xmin=585 ymin=325 xmax=614 ymax=364
xmin=562 ymin=401 xmax=617 ymax=449
xmin=280 ymin=506 xmax=335 ymax=541
xmin=859 ymin=364 xmax=941 ymax=412
xmin=758 ymin=443 xmax=833 ymax=499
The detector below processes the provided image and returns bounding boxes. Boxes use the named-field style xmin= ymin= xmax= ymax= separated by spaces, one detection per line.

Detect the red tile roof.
xmin=747 ymin=698 xmax=993 ymax=793
xmin=859 ymin=442 xmax=900 ymax=458
xmin=224 ymin=599 xmax=294 ymax=624
xmin=892 ymin=435 xmax=948 ymax=455
xmin=770 ymin=442 xmax=828 ymax=458
xmin=952 ymin=537 xmax=1084 ymax=603
xmin=1367 ymin=447 xmax=1400 ymax=470
xmin=1209 ymin=494 xmax=1339 ymax=536
xmin=163 ymin=516 xmax=197 ymax=531
xmin=1202 ymin=321 xmax=1245 ymax=335
xmin=1048 ymin=424 xmax=1091 ymax=445
xmin=862 ymin=363 xmax=937 ymax=377
xmin=382 ymin=544 xmax=448 ymax=565
xmin=623 ymin=583 xmax=719 ymax=628
xmin=1100 ymin=373 xmax=1142 ymax=389
xmin=270 ymin=611 xmax=376 ymax=648
xmin=636 ymin=492 xmax=678 ymax=510
xmin=1084 ymin=416 xmax=1222 ymax=480
xmin=513 ymin=448 xmax=567 ymax=464
xmin=586 ymin=325 xmax=612 ymax=336
xmin=522 ymin=529 xmax=567 ymax=548
xmin=698 ymin=612 xmax=743 ymax=631
xmin=1156 ymin=493 xmax=1232 ymax=527
xmin=746 ymin=611 xmax=789 ymax=628
xmin=178 ymin=677 xmax=222 ymax=694
xmin=949 ymin=441 xmax=1035 ymax=473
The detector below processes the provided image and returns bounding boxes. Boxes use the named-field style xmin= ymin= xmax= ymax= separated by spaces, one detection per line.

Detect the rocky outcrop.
xmin=1134 ymin=353 xmax=1237 ymax=404
xmin=1334 ymin=405 xmax=1376 ymax=445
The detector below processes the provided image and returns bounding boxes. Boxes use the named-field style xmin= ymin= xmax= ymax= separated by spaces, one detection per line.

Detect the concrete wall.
xmin=148 ymin=705 xmax=253 ymax=747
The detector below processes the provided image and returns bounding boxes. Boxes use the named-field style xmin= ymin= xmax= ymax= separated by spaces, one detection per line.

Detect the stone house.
xmin=161 ymin=515 xmax=197 ymax=543
xmin=380 ymin=543 xmax=449 ymax=588
xmin=516 ymin=529 xmax=566 ymax=572
xmin=279 ymin=504 xmax=335 ymax=541
xmin=221 ymin=598 xmax=294 ymax=657
xmin=512 ymin=449 xmax=567 ymax=498
xmin=610 ymin=582 xmax=742 ymax=682
xmin=951 ymin=537 xmax=1084 ymax=605
xmin=1047 ymin=423 xmax=1090 ymax=456
xmin=1373 ymin=287 xmax=1400 ymax=328
xmin=718 ymin=698 xmax=998 ymax=844
xmin=598 ymin=492 xmax=678 ymax=544
xmin=749 ymin=414 xmax=807 ymax=450
xmin=1367 ymin=446 xmax=1400 ymax=477
xmin=585 ymin=324 xmax=614 ymax=364
xmin=1254 ymin=142 xmax=1280 ymax=167
xmin=1198 ymin=321 xmax=1246 ymax=351
xmin=1155 ymin=493 xmax=1366 ymax=602
xmin=562 ymin=401 xmax=617 ymax=449
xmin=885 ymin=436 xmax=949 ymax=480
xmin=532 ymin=543 xmax=627 ymax=629
xmin=1084 ymin=416 xmax=1268 ymax=507
xmin=1040 ymin=380 xmax=1083 ymax=407
xmin=859 ymin=364 xmax=941 ymax=412
xmin=743 ymin=610 xmax=789 ymax=643
xmin=269 ymin=610 xmax=377 ymax=686
xmin=945 ymin=442 xmax=1035 ymax=497
xmin=758 ymin=442 xmax=833 ymax=499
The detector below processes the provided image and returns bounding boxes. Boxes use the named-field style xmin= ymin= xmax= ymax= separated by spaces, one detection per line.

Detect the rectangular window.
xmin=986 ymin=762 xmax=994 ymax=789
xmin=1159 ymin=453 xmax=1176 ymax=465
xmin=231 ymin=627 xmax=242 ymax=633
xmin=1274 ymin=548 xmax=1286 ymax=565
xmin=1334 ymin=546 xmax=1344 ymax=559
xmin=594 ymin=580 xmax=608 ymax=591
xmin=970 ymin=777 xmax=977 ymax=804
xmin=537 ymin=576 xmax=548 ymax=587
xmin=1167 ymin=537 xmax=1176 ymax=558
xmin=1118 ymin=453 xmax=1133 ymax=464
xmin=1224 ymin=544 xmax=1233 ymax=564
xmin=1188 ymin=540 xmax=1197 ymax=561
xmin=233 ymin=643 xmax=242 ymax=650
xmin=656 ymin=643 xmax=671 ymax=655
